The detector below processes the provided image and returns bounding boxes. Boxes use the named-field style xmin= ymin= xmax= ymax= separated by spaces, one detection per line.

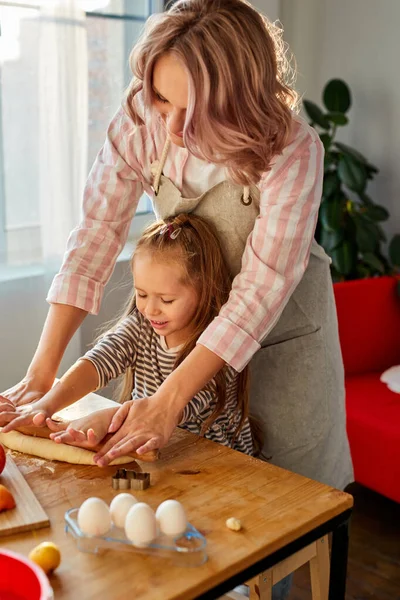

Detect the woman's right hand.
xmin=0 ymin=374 xmax=54 ymax=428
xmin=0 ymin=375 xmax=54 ymax=409
xmin=0 ymin=398 xmax=52 ymax=431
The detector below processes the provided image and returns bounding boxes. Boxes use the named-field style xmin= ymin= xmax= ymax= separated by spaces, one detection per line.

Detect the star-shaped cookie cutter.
xmin=112 ymin=468 xmax=150 ymax=491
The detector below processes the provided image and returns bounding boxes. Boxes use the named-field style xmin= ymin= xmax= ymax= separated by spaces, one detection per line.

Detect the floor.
xmin=291 ymin=483 xmax=400 ymax=600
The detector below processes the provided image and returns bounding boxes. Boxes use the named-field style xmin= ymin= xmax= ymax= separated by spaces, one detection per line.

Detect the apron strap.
xmin=153 ymin=137 xmax=171 ymax=195
xmin=242 ymin=185 xmax=251 ymax=205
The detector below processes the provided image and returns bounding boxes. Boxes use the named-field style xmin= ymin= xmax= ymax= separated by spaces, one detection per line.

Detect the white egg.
xmin=110 ymin=493 xmax=138 ymax=528
xmin=77 ymin=497 xmax=111 ymax=536
xmin=125 ymin=503 xmax=157 ymax=547
xmin=155 ymin=500 xmax=187 ymax=537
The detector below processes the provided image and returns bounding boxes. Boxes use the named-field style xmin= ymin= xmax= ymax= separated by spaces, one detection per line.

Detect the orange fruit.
xmin=0 ymin=484 xmax=15 ymax=511
xmin=29 ymin=542 xmax=61 ymax=574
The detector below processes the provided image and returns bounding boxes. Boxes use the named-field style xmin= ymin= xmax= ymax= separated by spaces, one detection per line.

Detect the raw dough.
xmin=0 ymin=430 xmax=134 ymax=466
xmin=226 ymin=517 xmax=242 ymax=531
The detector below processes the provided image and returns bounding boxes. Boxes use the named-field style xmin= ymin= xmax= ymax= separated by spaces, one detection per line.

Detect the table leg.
xmin=328 ymin=517 xmax=350 ymax=600
xmin=248 ymin=572 xmax=272 ymax=600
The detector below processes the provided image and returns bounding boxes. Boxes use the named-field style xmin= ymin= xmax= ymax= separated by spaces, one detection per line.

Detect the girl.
xmin=1 ymin=214 xmax=254 ymax=457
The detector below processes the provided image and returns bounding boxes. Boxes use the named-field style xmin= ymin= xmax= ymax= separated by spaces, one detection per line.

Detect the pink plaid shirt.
xmin=47 ymin=98 xmax=324 ymax=372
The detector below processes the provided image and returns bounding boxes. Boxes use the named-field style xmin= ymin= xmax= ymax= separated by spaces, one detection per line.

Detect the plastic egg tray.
xmin=64 ymin=508 xmax=207 ymax=567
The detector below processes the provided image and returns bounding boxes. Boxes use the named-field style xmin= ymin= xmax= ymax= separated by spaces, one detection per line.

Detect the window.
xmin=0 ymin=0 xmax=161 ymax=268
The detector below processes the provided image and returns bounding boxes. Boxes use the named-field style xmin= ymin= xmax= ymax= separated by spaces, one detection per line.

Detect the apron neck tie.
xmin=153 ymin=137 xmax=171 ymax=195
xmin=241 ymin=186 xmax=251 ymax=206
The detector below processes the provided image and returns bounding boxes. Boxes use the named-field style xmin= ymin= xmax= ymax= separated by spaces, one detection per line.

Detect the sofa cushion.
xmin=334 ymin=276 xmax=400 ymax=376
xmin=346 ymin=372 xmax=400 ymax=503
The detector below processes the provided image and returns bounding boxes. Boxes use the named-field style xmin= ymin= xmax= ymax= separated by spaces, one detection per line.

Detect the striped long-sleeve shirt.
xmin=84 ymin=309 xmax=254 ymax=455
xmin=47 ymin=92 xmax=324 ymax=372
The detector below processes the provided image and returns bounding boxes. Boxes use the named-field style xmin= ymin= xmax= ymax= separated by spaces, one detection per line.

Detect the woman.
xmin=1 ymin=0 xmax=352 ymax=493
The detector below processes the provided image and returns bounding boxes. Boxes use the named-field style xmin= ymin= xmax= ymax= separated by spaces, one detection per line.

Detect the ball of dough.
xmin=226 ymin=517 xmax=242 ymax=531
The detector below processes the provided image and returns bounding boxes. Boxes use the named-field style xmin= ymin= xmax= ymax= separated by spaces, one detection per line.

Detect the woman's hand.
xmin=93 ymin=397 xmax=180 ymax=466
xmin=0 ymin=375 xmax=53 ymax=412
xmin=0 ymin=399 xmax=51 ymax=431
xmin=46 ymin=408 xmax=116 ymax=450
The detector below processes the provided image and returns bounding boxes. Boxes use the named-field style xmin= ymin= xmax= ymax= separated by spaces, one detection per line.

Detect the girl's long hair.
xmin=113 ymin=213 xmax=250 ymax=439
xmin=126 ymin=0 xmax=298 ymax=187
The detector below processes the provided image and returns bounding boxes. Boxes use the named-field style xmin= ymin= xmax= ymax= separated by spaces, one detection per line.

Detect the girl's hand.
xmin=46 ymin=409 xmax=116 ymax=450
xmin=0 ymin=400 xmax=50 ymax=432
xmin=93 ymin=397 xmax=180 ymax=467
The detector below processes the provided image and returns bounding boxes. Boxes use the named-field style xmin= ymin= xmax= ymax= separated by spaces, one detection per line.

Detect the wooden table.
xmin=2 ymin=393 xmax=353 ymax=600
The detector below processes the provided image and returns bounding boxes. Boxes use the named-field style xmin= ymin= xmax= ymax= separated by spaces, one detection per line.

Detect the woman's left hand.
xmin=93 ymin=397 xmax=180 ymax=466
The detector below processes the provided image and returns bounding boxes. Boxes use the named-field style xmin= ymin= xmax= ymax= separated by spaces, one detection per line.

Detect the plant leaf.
xmin=331 ymin=241 xmax=356 ymax=275
xmin=326 ymin=112 xmax=349 ymax=126
xmin=319 ymin=228 xmax=344 ymax=253
xmin=338 ymin=155 xmax=367 ymax=192
xmin=356 ymin=264 xmax=372 ymax=279
xmin=363 ymin=204 xmax=390 ymax=222
xmin=354 ymin=216 xmax=379 ymax=253
xmin=376 ymin=223 xmax=387 ymax=242
xmin=323 ymin=79 xmax=352 ymax=113
xmin=303 ymin=100 xmax=330 ymax=130
xmin=334 ymin=142 xmax=368 ymax=165
xmin=358 ymin=192 xmax=374 ymax=206
xmin=322 ymin=172 xmax=340 ymax=199
xmin=324 ymin=152 xmax=338 ymax=174
xmin=319 ymin=194 xmax=345 ymax=231
xmin=389 ymin=234 xmax=400 ymax=267
xmin=362 ymin=252 xmax=385 ymax=274
xmin=376 ymin=251 xmax=391 ymax=272
xmin=319 ymin=133 xmax=332 ymax=151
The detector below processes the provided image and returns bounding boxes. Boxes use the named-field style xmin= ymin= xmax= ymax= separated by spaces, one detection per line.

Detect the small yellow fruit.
xmin=28 ymin=542 xmax=61 ymax=574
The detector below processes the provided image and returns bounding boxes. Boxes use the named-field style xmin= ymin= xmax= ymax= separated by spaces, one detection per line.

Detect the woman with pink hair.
xmin=1 ymin=4 xmax=352 ymax=595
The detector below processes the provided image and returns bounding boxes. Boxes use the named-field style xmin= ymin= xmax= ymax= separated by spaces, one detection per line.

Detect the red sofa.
xmin=334 ymin=276 xmax=400 ymax=503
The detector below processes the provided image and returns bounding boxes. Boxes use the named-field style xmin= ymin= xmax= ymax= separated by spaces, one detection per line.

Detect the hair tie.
xmin=159 ymin=223 xmax=182 ymax=240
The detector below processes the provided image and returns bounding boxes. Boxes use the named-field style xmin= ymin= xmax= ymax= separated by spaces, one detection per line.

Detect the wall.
xmin=80 ymin=259 xmax=134 ymax=400
xmin=252 ymin=0 xmax=279 ymax=20
xmin=0 ymin=274 xmax=80 ymax=390
xmin=281 ymin=0 xmax=400 ymax=242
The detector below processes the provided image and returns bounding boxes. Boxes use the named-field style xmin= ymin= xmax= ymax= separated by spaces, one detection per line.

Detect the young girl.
xmin=1 ymin=214 xmax=253 ymax=457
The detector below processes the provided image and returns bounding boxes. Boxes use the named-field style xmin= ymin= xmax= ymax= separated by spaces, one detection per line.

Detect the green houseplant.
xmin=303 ymin=79 xmax=400 ymax=282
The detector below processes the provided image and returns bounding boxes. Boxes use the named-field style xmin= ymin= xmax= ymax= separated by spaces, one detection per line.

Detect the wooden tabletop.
xmin=2 ymin=393 xmax=353 ymax=600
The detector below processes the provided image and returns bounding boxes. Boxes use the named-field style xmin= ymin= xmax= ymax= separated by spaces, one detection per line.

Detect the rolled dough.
xmin=0 ymin=430 xmax=134 ymax=466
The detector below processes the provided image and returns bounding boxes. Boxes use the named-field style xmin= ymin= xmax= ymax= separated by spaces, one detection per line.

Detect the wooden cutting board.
xmin=0 ymin=454 xmax=49 ymax=536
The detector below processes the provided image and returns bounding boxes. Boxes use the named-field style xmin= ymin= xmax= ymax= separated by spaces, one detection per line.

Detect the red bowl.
xmin=0 ymin=549 xmax=53 ymax=600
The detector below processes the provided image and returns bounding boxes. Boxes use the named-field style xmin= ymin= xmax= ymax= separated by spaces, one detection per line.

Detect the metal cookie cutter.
xmin=112 ymin=468 xmax=150 ymax=491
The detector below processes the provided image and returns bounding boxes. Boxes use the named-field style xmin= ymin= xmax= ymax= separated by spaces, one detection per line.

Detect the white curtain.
xmin=38 ymin=0 xmax=88 ymax=268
